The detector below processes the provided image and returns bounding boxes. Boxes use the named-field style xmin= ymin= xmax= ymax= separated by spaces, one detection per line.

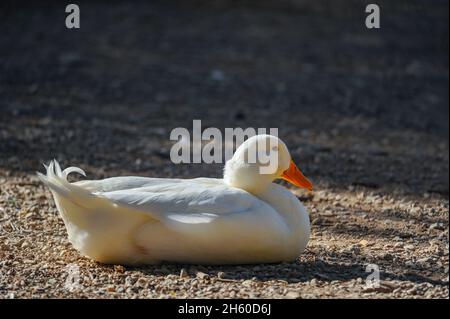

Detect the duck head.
xmin=223 ymin=134 xmax=313 ymax=195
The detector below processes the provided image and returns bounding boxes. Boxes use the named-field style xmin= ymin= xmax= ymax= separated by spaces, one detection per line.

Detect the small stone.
xmin=286 ymin=291 xmax=301 ymax=299
xmin=196 ymin=272 xmax=209 ymax=280
xmin=238 ymin=288 xmax=247 ymax=296
xmin=217 ymin=271 xmax=226 ymax=279
xmin=310 ymin=278 xmax=318 ymax=286
xmin=359 ymin=239 xmax=369 ymax=246
xmin=125 ymin=287 xmax=134 ymax=294
xmin=394 ymin=242 xmax=404 ymax=248
xmin=417 ymin=257 xmax=430 ymax=264
xmin=363 ymin=285 xmax=394 ymax=293
xmin=393 ymin=287 xmax=402 ymax=294
xmin=125 ymin=276 xmax=136 ymax=286
xmin=180 ymin=268 xmax=189 ymax=278
xmin=429 ymin=223 xmax=445 ymax=231
xmin=407 ymin=287 xmax=418 ymax=295
xmin=114 ymin=265 xmax=125 ymax=273
xmin=348 ymin=244 xmax=361 ymax=254
xmin=135 ymin=278 xmax=147 ymax=287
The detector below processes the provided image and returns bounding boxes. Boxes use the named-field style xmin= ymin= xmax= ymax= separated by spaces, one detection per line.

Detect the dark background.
xmin=1 ymin=0 xmax=448 ymax=194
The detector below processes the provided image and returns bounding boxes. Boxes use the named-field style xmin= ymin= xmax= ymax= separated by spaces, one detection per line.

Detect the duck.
xmin=38 ymin=134 xmax=313 ymax=265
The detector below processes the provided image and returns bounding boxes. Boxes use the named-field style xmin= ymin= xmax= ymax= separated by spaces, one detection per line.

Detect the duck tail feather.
xmin=38 ymin=160 xmax=95 ymax=209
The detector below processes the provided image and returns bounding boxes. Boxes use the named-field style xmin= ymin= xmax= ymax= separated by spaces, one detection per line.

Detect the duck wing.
xmin=74 ymin=176 xmax=185 ymax=193
xmin=99 ymin=179 xmax=290 ymax=239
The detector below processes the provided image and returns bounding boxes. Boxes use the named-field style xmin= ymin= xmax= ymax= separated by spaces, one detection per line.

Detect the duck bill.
xmin=281 ymin=160 xmax=313 ymax=191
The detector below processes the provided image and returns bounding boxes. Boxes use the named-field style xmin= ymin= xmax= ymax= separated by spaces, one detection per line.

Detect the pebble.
xmin=286 ymin=291 xmax=301 ymax=299
xmin=417 ymin=257 xmax=430 ymax=263
xmin=407 ymin=287 xmax=418 ymax=295
xmin=180 ymin=268 xmax=189 ymax=278
xmin=363 ymin=285 xmax=394 ymax=294
xmin=125 ymin=276 xmax=136 ymax=286
xmin=114 ymin=265 xmax=125 ymax=273
xmin=196 ymin=272 xmax=209 ymax=280
xmin=429 ymin=223 xmax=444 ymax=230
xmin=135 ymin=278 xmax=147 ymax=287
xmin=359 ymin=239 xmax=370 ymax=246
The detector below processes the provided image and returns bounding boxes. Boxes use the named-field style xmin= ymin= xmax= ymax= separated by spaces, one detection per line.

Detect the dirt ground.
xmin=0 ymin=0 xmax=448 ymax=298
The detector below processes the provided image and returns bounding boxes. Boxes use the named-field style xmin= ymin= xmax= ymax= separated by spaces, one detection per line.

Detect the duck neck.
xmin=223 ymin=160 xmax=274 ymax=196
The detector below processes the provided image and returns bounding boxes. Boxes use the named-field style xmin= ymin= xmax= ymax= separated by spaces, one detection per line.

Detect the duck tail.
xmin=37 ymin=160 xmax=94 ymax=210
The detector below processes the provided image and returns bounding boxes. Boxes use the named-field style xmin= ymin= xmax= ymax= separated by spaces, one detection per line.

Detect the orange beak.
xmin=281 ymin=160 xmax=313 ymax=191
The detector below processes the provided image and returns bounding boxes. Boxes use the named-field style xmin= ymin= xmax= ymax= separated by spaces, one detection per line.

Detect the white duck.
xmin=38 ymin=134 xmax=313 ymax=265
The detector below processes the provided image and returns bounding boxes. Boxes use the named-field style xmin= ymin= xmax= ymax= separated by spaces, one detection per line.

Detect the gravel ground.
xmin=0 ymin=0 xmax=448 ymax=298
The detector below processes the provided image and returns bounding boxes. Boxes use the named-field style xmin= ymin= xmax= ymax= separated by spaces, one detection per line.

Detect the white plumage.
xmin=38 ymin=135 xmax=313 ymax=265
